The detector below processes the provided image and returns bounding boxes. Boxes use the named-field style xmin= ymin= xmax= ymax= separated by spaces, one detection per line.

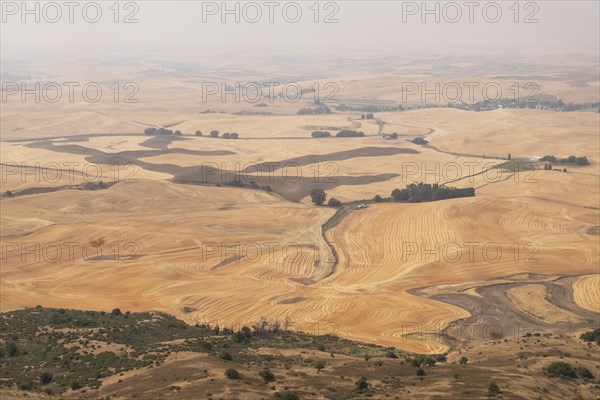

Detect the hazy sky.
xmin=1 ymin=1 xmax=599 ymax=62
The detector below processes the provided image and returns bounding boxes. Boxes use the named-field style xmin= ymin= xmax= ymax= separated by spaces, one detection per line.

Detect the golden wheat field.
xmin=2 ymin=97 xmax=598 ymax=355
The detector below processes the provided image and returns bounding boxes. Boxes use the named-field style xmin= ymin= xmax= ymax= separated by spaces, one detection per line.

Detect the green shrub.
xmin=224 ymin=368 xmax=241 ymax=379
xmin=487 ymin=382 xmax=501 ymax=397
xmin=576 ymin=367 xmax=594 ymax=380
xmin=544 ymin=362 xmax=576 ymax=379
xmin=355 ymin=376 xmax=369 ymax=391
xmin=259 ymin=368 xmax=276 ymax=382
xmin=40 ymin=372 xmax=53 ymax=385
xmin=276 ymin=391 xmax=300 ymax=400
xmin=385 ymin=350 xmax=398 ymax=358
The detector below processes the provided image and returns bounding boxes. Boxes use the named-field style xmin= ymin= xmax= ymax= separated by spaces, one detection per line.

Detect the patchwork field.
xmin=2 ymin=106 xmax=598 ymax=356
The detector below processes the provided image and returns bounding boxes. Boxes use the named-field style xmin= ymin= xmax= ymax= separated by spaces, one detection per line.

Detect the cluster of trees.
xmin=412 ymin=137 xmax=428 ymax=145
xmin=310 ymin=183 xmax=475 ymax=207
xmin=580 ymin=328 xmax=600 ymax=345
xmin=336 ymin=130 xmax=365 ymax=137
xmin=540 ymin=155 xmax=589 ymax=166
xmin=391 ymin=183 xmax=475 ymax=203
xmin=297 ymin=105 xmax=331 ymax=115
xmin=361 ymin=113 xmax=375 ymax=119
xmin=311 ymin=131 xmax=331 ymax=138
xmin=544 ymin=361 xmax=594 ymax=380
xmin=335 ymin=104 xmax=402 ymax=112
xmin=309 ymin=189 xmax=342 ymax=207
xmin=144 ymin=128 xmax=182 ymax=135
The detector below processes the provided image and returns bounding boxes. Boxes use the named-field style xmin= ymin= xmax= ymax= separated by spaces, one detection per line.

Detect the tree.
xmin=144 ymin=127 xmax=157 ymax=135
xmin=416 ymin=368 xmax=425 ymax=376
xmin=336 ymin=130 xmax=365 ymax=137
xmin=111 ymin=308 xmax=122 ymax=316
xmin=310 ymin=189 xmax=327 ymax=206
xmin=311 ymin=131 xmax=331 ymax=138
xmin=391 ymin=188 xmax=409 ymax=202
xmin=220 ymin=351 xmax=233 ymax=361
xmin=40 ymin=372 xmax=53 ymax=385
xmin=225 ymin=368 xmax=241 ymax=379
xmin=195 ymin=130 xmax=203 ymax=136
xmin=229 ymin=133 xmax=239 ymax=139
xmin=373 ymin=194 xmax=383 ymax=203
xmin=487 ymin=382 xmax=501 ymax=397
xmin=327 ymin=198 xmax=342 ymax=207
xmin=174 ymin=130 xmax=182 ymax=135
xmin=210 ymin=130 xmax=219 ymax=138
xmin=315 ymin=361 xmax=325 ymax=372
xmin=412 ymin=137 xmax=428 ymax=145
xmin=507 ymin=153 xmax=511 ymax=160
xmin=459 ymin=356 xmax=468 ymax=366
xmin=157 ymin=128 xmax=173 ymax=135
xmin=355 ymin=376 xmax=369 ymax=391
xmin=222 ymin=133 xmax=230 ymax=139
xmin=259 ymin=367 xmax=276 ymax=382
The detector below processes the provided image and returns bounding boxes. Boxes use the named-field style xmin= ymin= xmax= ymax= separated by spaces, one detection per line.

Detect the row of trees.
xmin=540 ymin=155 xmax=589 ymax=166
xmin=297 ymin=105 xmax=331 ymax=115
xmin=195 ymin=130 xmax=240 ymax=139
xmin=310 ymin=183 xmax=475 ymax=207
xmin=310 ymin=130 xmax=366 ymax=138
xmin=361 ymin=113 xmax=375 ymax=119
xmin=144 ymin=128 xmax=240 ymax=139
xmin=336 ymin=130 xmax=365 ymax=137
xmin=391 ymin=183 xmax=475 ymax=203
xmin=335 ymin=104 xmax=403 ymax=112
xmin=144 ymin=128 xmax=182 ymax=136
